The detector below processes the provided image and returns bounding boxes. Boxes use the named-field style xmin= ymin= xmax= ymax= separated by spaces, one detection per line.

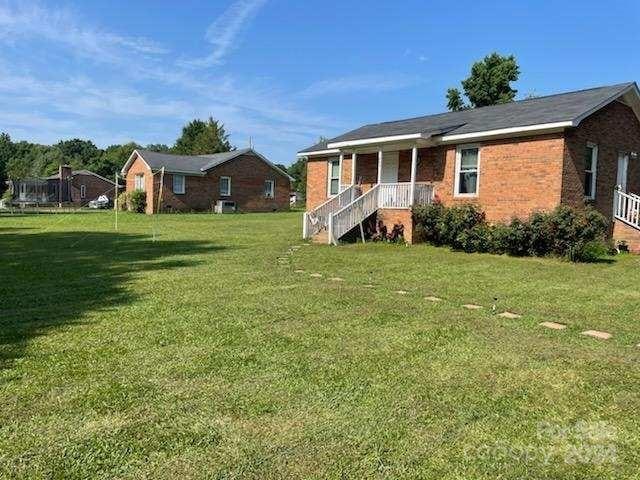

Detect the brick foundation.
xmin=612 ymin=220 xmax=640 ymax=253
xmin=377 ymin=208 xmax=414 ymax=243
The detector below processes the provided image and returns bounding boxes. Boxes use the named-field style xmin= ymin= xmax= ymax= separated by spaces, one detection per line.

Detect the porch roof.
xmin=298 ymin=82 xmax=639 ymax=154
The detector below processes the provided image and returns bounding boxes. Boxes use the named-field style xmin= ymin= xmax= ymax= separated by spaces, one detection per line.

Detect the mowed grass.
xmin=1 ymin=210 xmax=640 ymax=479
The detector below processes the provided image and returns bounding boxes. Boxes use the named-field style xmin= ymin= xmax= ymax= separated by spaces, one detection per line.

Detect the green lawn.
xmin=1 ymin=210 xmax=640 ymax=479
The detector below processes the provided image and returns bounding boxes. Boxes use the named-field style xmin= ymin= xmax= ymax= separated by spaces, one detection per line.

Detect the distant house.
xmin=6 ymin=165 xmax=119 ymax=206
xmin=121 ymin=148 xmax=292 ymax=214
xmin=298 ymin=82 xmax=640 ymax=250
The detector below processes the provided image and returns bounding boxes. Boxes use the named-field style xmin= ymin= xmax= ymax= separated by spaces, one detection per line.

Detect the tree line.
xmin=0 ymin=117 xmax=233 ymax=187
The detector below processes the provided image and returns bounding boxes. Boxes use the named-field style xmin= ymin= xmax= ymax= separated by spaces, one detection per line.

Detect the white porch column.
xmin=351 ymin=152 xmax=357 ymax=185
xmin=410 ymin=145 xmax=418 ymax=205
xmin=377 ymin=148 xmax=383 ymax=184
xmin=338 ymin=152 xmax=344 ymax=190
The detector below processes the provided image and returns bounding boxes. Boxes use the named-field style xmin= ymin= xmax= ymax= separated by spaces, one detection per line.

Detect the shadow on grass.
xmin=0 ymin=228 xmax=220 ymax=374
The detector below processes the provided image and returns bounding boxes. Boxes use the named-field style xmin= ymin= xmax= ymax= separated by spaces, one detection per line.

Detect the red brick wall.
xmin=377 ymin=208 xmax=414 ymax=243
xmin=563 ymin=101 xmax=640 ymax=218
xmin=124 ymin=155 xmax=155 ymax=214
xmin=613 ymin=219 xmax=640 ymax=253
xmin=125 ymin=152 xmax=290 ymax=214
xmin=69 ymin=173 xmax=117 ymax=205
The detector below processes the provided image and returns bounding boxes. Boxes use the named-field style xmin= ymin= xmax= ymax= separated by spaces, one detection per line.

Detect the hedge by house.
xmin=412 ymin=202 xmax=610 ymax=262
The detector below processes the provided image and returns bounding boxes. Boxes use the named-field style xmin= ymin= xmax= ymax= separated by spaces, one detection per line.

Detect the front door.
xmin=617 ymin=153 xmax=629 ymax=192
xmin=380 ymin=152 xmax=399 ymax=183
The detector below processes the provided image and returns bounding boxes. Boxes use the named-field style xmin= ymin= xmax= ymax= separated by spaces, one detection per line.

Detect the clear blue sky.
xmin=1 ymin=0 xmax=639 ymax=165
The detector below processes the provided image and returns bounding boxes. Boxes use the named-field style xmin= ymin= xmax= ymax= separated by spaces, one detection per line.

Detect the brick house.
xmin=7 ymin=165 xmax=118 ymax=206
xmin=298 ymin=82 xmax=640 ymax=251
xmin=121 ymin=148 xmax=292 ymax=214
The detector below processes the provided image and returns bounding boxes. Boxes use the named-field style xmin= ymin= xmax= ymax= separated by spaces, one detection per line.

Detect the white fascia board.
xmin=121 ymin=150 xmax=150 ymax=176
xmin=438 ymin=121 xmax=574 ymax=143
xmin=296 ymin=149 xmax=340 ymax=157
xmin=327 ymin=133 xmax=426 ymax=149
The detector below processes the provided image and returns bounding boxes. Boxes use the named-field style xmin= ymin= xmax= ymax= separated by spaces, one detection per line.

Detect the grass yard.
xmin=1 ymin=210 xmax=640 ymax=479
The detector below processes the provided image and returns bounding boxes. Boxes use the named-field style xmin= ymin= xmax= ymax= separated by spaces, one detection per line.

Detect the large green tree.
xmin=173 ymin=117 xmax=232 ymax=155
xmin=287 ymin=157 xmax=307 ymax=197
xmin=0 ymin=133 xmax=15 ymax=188
xmin=446 ymin=53 xmax=520 ymax=111
xmin=90 ymin=142 xmax=140 ymax=179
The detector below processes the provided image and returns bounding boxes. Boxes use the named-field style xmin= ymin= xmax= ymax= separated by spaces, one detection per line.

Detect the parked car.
xmin=89 ymin=195 xmax=110 ymax=209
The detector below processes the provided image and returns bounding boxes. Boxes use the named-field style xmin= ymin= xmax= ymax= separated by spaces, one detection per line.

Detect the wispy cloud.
xmin=181 ymin=0 xmax=267 ymax=68
xmin=299 ymin=74 xmax=421 ymax=99
xmin=0 ymin=1 xmax=169 ymax=63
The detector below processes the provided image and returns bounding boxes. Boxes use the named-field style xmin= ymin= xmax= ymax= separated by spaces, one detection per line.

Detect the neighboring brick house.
xmin=121 ymin=148 xmax=292 ymax=214
xmin=298 ymin=82 xmax=640 ymax=250
xmin=7 ymin=165 xmax=118 ymax=206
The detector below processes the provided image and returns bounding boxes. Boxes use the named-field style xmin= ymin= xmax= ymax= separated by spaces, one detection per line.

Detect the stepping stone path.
xmin=294 ymin=270 xmax=305 ymax=274
xmin=540 ymin=321 xmax=567 ymax=330
xmin=363 ymin=284 xmax=375 ymax=288
xmin=498 ymin=312 xmax=522 ymax=319
xmin=425 ymin=296 xmax=442 ymax=302
xmin=329 ymin=277 xmax=344 ymax=282
xmin=310 ymin=273 xmax=323 ymax=278
xmin=395 ymin=290 xmax=409 ymax=295
xmin=581 ymin=330 xmax=612 ymax=340
xmin=462 ymin=304 xmax=483 ymax=310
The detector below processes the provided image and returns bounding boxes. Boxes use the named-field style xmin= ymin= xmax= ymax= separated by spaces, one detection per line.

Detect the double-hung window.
xmin=264 ymin=180 xmax=275 ymax=198
xmin=454 ymin=145 xmax=480 ymax=196
xmin=584 ymin=143 xmax=598 ymax=200
xmin=327 ymin=158 xmax=340 ymax=196
xmin=220 ymin=176 xmax=231 ymax=196
xmin=134 ymin=174 xmax=145 ymax=191
xmin=172 ymin=174 xmax=185 ymax=194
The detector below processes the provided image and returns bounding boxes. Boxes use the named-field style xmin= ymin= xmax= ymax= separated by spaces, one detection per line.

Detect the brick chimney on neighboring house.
xmin=59 ymin=165 xmax=72 ymax=205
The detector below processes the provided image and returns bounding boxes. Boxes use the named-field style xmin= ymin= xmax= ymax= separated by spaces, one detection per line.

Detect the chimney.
xmin=59 ymin=165 xmax=72 ymax=204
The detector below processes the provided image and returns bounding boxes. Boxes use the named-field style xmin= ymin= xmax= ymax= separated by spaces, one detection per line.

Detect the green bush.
xmin=412 ymin=203 xmax=610 ymax=262
xmin=128 ymin=190 xmax=147 ymax=213
xmin=116 ymin=191 xmax=129 ymax=211
xmin=439 ymin=204 xmax=485 ymax=249
xmin=1 ymin=188 xmax=12 ymax=203
xmin=412 ymin=202 xmax=445 ymax=244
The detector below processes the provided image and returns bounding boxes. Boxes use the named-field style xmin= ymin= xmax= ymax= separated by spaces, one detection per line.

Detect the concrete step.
xmin=311 ymin=230 xmax=329 ymax=244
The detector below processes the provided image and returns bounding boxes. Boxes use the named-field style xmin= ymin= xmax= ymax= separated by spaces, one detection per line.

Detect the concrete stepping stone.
xmin=540 ymin=321 xmax=566 ymax=330
xmin=395 ymin=290 xmax=409 ymax=295
xmin=425 ymin=296 xmax=442 ymax=302
xmin=329 ymin=277 xmax=344 ymax=282
xmin=363 ymin=284 xmax=375 ymax=288
xmin=498 ymin=311 xmax=522 ymax=319
xmin=581 ymin=330 xmax=612 ymax=340
xmin=462 ymin=304 xmax=483 ymax=310
xmin=309 ymin=273 xmax=323 ymax=278
xmin=294 ymin=270 xmax=305 ymax=274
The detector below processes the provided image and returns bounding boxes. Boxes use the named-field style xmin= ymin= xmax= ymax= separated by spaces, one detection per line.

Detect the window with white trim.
xmin=220 ymin=176 xmax=231 ymax=196
xmin=454 ymin=145 xmax=480 ymax=196
xmin=264 ymin=179 xmax=275 ymax=198
xmin=172 ymin=174 xmax=185 ymax=194
xmin=134 ymin=173 xmax=145 ymax=191
xmin=584 ymin=143 xmax=598 ymax=200
xmin=80 ymin=185 xmax=86 ymax=199
xmin=327 ymin=158 xmax=340 ymax=196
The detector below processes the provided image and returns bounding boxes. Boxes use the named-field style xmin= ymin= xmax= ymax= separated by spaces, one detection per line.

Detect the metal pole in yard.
xmin=114 ymin=172 xmax=118 ymax=231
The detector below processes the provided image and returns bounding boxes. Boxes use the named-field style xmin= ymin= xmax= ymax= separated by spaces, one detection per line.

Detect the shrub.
xmin=128 ymin=190 xmax=147 ymax=213
xmin=502 ymin=217 xmax=533 ymax=256
xmin=568 ymin=240 xmax=609 ymax=263
xmin=412 ymin=203 xmax=444 ymax=244
xmin=439 ymin=204 xmax=485 ymax=249
xmin=1 ymin=188 xmax=12 ymax=203
xmin=456 ymin=224 xmax=494 ymax=253
xmin=116 ymin=192 xmax=129 ymax=211
xmin=529 ymin=211 xmax=554 ymax=256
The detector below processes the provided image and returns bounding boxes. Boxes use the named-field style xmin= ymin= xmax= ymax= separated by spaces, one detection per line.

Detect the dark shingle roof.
xmin=298 ymin=139 xmax=331 ymax=154
xmin=127 ymin=148 xmax=293 ymax=180
xmin=300 ymin=82 xmax=636 ymax=151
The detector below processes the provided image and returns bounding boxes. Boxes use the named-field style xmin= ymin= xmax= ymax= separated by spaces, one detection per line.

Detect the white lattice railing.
xmin=303 ymin=184 xmax=358 ymax=239
xmin=329 ymin=185 xmax=380 ymax=244
xmin=326 ymin=182 xmax=436 ymax=244
xmin=614 ymin=189 xmax=640 ymax=229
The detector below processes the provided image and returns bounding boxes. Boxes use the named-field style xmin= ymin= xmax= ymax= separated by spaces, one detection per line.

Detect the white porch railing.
xmin=614 ymin=189 xmax=640 ymax=229
xmin=327 ymin=182 xmax=435 ymax=244
xmin=330 ymin=185 xmax=380 ymax=243
xmin=303 ymin=184 xmax=358 ymax=239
